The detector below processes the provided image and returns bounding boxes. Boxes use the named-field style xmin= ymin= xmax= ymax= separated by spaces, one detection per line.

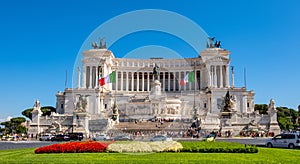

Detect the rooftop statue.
xmin=208 ymin=37 xmax=215 ymax=48
xmin=91 ymin=38 xmax=107 ymax=49
xmin=92 ymin=42 xmax=98 ymax=49
xmin=214 ymin=40 xmax=221 ymax=48
xmin=34 ymin=99 xmax=41 ymax=108
xmin=99 ymin=38 xmax=107 ymax=49
xmin=207 ymin=37 xmax=221 ymax=48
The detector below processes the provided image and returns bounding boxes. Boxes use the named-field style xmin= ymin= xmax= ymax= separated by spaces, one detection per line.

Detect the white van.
xmin=265 ymin=133 xmax=300 ymax=149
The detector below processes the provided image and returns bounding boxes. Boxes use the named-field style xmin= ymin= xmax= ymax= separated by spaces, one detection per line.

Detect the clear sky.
xmin=0 ymin=0 xmax=299 ymax=122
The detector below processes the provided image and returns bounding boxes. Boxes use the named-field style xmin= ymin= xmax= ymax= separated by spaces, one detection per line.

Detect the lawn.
xmin=0 ymin=147 xmax=299 ymax=163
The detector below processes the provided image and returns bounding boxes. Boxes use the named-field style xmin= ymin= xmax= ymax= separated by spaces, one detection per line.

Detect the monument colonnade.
xmin=80 ymin=59 xmax=230 ymax=91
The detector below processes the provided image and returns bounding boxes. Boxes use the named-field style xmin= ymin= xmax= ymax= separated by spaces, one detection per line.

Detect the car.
xmin=39 ymin=134 xmax=53 ymax=141
xmin=92 ymin=134 xmax=110 ymax=141
xmin=68 ymin=133 xmax=84 ymax=141
xmin=150 ymin=135 xmax=172 ymax=142
xmin=202 ymin=132 xmax=216 ymax=142
xmin=51 ymin=134 xmax=70 ymax=141
xmin=265 ymin=133 xmax=300 ymax=149
xmin=111 ymin=135 xmax=133 ymax=141
xmin=202 ymin=133 xmax=216 ymax=142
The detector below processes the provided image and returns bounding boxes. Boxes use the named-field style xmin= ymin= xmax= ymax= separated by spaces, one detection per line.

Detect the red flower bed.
xmin=35 ymin=141 xmax=111 ymax=154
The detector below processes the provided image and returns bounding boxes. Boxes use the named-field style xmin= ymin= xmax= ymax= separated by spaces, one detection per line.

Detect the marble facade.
xmin=28 ymin=38 xmax=280 ymax=137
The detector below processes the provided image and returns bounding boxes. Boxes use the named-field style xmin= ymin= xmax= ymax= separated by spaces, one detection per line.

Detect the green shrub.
xmin=179 ymin=141 xmax=258 ymax=153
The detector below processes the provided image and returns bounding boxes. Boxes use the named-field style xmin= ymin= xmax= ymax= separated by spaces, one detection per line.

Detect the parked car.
xmin=39 ymin=134 xmax=53 ymax=141
xmin=68 ymin=133 xmax=84 ymax=141
xmin=202 ymin=133 xmax=216 ymax=142
xmin=265 ymin=133 xmax=300 ymax=149
xmin=150 ymin=135 xmax=172 ymax=142
xmin=51 ymin=134 xmax=70 ymax=141
xmin=111 ymin=135 xmax=133 ymax=141
xmin=92 ymin=134 xmax=110 ymax=141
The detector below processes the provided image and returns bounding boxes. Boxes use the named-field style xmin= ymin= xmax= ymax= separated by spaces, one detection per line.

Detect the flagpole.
xmin=244 ymin=67 xmax=247 ymax=89
xmin=193 ymin=60 xmax=197 ymax=120
xmin=65 ymin=69 xmax=67 ymax=88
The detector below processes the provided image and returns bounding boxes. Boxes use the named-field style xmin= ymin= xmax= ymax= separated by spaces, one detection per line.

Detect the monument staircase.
xmin=111 ymin=121 xmax=191 ymax=133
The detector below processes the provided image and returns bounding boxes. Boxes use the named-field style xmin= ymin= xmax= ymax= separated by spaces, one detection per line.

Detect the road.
xmin=215 ymin=137 xmax=268 ymax=146
xmin=0 ymin=141 xmax=60 ymax=150
xmin=0 ymin=137 xmax=269 ymax=150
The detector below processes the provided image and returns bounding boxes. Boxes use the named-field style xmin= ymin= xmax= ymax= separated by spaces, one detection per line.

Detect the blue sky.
xmin=0 ymin=0 xmax=299 ymax=121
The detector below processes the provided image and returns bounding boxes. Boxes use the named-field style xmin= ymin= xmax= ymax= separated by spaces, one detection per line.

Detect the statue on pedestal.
xmin=222 ymin=91 xmax=231 ymax=112
xmin=153 ymin=64 xmax=160 ymax=80
xmin=34 ymin=99 xmax=41 ymax=109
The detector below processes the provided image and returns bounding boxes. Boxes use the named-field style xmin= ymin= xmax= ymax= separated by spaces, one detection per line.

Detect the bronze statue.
xmin=207 ymin=37 xmax=221 ymax=48
xmin=153 ymin=64 xmax=160 ymax=80
xmin=100 ymin=38 xmax=107 ymax=49
xmin=222 ymin=91 xmax=231 ymax=112
xmin=92 ymin=42 xmax=98 ymax=49
xmin=208 ymin=37 xmax=215 ymax=48
xmin=215 ymin=40 xmax=221 ymax=48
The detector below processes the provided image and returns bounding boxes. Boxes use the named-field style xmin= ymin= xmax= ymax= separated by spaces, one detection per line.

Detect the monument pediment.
xmin=206 ymin=56 xmax=229 ymax=63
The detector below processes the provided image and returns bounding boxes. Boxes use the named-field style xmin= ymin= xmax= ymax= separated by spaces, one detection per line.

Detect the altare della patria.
xmin=28 ymin=37 xmax=281 ymax=138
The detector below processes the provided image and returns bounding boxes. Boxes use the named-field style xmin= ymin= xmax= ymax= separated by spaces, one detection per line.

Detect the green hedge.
xmin=179 ymin=141 xmax=258 ymax=153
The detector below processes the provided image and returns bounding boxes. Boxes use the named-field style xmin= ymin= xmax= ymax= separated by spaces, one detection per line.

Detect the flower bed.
xmin=108 ymin=141 xmax=183 ymax=153
xmin=179 ymin=141 xmax=258 ymax=153
xmin=35 ymin=141 xmax=257 ymax=154
xmin=35 ymin=141 xmax=110 ymax=154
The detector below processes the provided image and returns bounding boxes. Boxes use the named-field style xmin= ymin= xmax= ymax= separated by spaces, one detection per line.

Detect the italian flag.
xmin=180 ymin=71 xmax=195 ymax=86
xmin=99 ymin=71 xmax=116 ymax=86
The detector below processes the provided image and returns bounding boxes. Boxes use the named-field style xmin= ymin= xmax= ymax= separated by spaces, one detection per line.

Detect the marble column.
xmin=168 ymin=71 xmax=171 ymax=91
xmin=208 ymin=66 xmax=211 ymax=88
xmin=126 ymin=71 xmax=129 ymax=91
xmin=95 ymin=67 xmax=98 ymax=87
xmin=173 ymin=72 xmax=176 ymax=91
xmin=131 ymin=72 xmax=134 ymax=91
xmin=89 ymin=66 xmax=93 ymax=89
xmin=82 ymin=66 xmax=86 ymax=88
xmin=220 ymin=65 xmax=223 ymax=88
xmin=179 ymin=71 xmax=181 ymax=91
xmin=193 ymin=70 xmax=197 ymax=91
xmin=121 ymin=71 xmax=123 ymax=91
xmin=137 ymin=72 xmax=139 ymax=91
xmin=77 ymin=67 xmax=81 ymax=88
xmin=142 ymin=72 xmax=144 ymax=92
xmin=225 ymin=65 xmax=229 ymax=88
xmin=147 ymin=72 xmax=150 ymax=91
xmin=115 ymin=70 xmax=118 ymax=91
xmin=214 ymin=65 xmax=217 ymax=88
xmin=189 ymin=71 xmax=192 ymax=91
xmin=163 ymin=72 xmax=165 ymax=92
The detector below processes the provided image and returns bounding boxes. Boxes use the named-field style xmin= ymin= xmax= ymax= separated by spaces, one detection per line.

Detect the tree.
xmin=21 ymin=106 xmax=56 ymax=120
xmin=11 ymin=117 xmax=26 ymax=124
xmin=1 ymin=117 xmax=27 ymax=135
xmin=254 ymin=104 xmax=299 ymax=130
xmin=254 ymin=104 xmax=268 ymax=114
xmin=16 ymin=125 xmax=27 ymax=134
xmin=41 ymin=106 xmax=56 ymax=116
xmin=22 ymin=108 xmax=33 ymax=120
xmin=277 ymin=107 xmax=299 ymax=130
xmin=1 ymin=121 xmax=12 ymax=134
